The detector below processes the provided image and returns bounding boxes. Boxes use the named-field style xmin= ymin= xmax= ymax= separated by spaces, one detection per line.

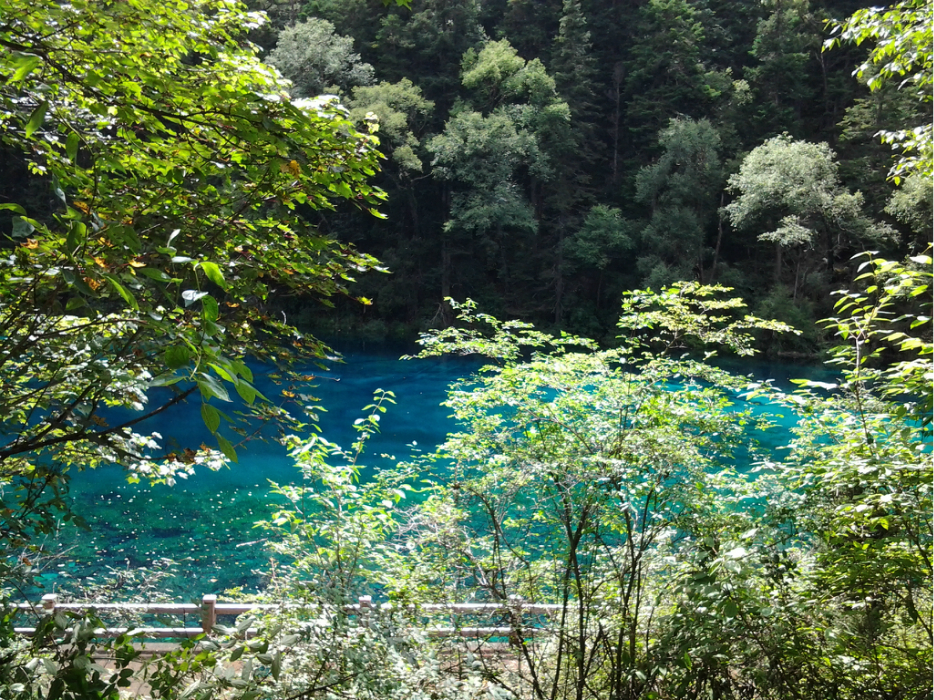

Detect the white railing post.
xmin=358 ymin=595 xmax=372 ymax=627
xmin=41 ymin=593 xmax=58 ymax=614
xmin=11 ymin=595 xmax=558 ymax=641
xmin=201 ymin=594 xmax=217 ymax=635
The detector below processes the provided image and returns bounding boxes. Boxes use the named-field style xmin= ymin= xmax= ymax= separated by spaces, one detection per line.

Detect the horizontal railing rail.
xmin=9 ymin=594 xmax=563 ymax=640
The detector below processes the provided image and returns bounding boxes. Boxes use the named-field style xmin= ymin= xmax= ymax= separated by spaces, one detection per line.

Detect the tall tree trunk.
xmin=709 ymin=193 xmax=725 ymax=284
xmin=555 ymin=221 xmax=566 ymax=325
xmin=440 ymin=186 xmax=453 ymax=326
xmin=498 ymin=223 xmax=510 ymax=303
xmin=408 ymin=189 xmax=421 ymax=322
xmin=773 ymin=242 xmax=783 ymax=284
xmin=611 ymin=63 xmax=624 ymax=183
xmin=441 ymin=238 xmax=451 ymax=298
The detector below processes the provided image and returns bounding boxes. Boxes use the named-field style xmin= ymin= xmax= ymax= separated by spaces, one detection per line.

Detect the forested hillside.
xmin=233 ymin=0 xmax=932 ymax=348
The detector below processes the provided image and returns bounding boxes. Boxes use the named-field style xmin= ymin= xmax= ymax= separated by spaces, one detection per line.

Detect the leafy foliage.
xmin=826 ymin=0 xmax=932 ymax=180
xmin=635 ymin=117 xmax=724 ymax=286
xmin=0 ymin=0 xmax=386 ymax=549
xmin=563 ymin=205 xmax=634 ymax=273
xmin=267 ymin=18 xmax=376 ymax=97
xmin=220 ymin=0 xmax=927 ymax=338
xmin=347 ymin=79 xmax=435 ymax=176
xmin=428 ymin=40 xmax=569 ymax=313
xmin=726 ymin=135 xmax=894 ymax=296
xmin=390 ymin=288 xmax=796 ymax=699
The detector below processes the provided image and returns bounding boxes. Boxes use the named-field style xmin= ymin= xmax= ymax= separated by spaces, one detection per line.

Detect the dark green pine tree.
xmin=551 ymin=0 xmax=600 ymax=136
xmin=634 ymin=117 xmax=725 ymax=288
xmin=296 ymin=0 xmax=385 ymax=66
xmin=543 ymin=0 xmax=602 ymax=324
xmin=374 ymin=0 xmax=485 ymax=114
xmin=745 ymin=0 xmax=823 ymax=137
xmin=496 ymin=0 xmax=564 ymax=61
xmin=622 ymin=0 xmax=733 ymax=149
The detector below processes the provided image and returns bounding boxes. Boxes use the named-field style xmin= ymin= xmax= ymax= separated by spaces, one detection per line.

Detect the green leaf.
xmin=65 ymin=221 xmax=86 ymax=255
xmin=208 ymin=362 xmax=236 ymax=383
xmin=137 ymin=267 xmax=173 ymax=283
xmin=0 ymin=203 xmax=26 ymax=215
xmin=116 ymin=225 xmax=141 ymax=254
xmin=201 ymin=403 xmax=221 ymax=433
xmin=149 ymin=374 xmax=184 ymax=387
xmin=12 ymin=217 xmax=35 ymax=239
xmin=235 ymin=381 xmax=257 ymax=405
xmin=66 ymin=132 xmax=80 ymax=161
xmin=198 ymin=372 xmax=231 ymax=402
xmin=682 ymin=652 xmax=692 ymax=670
xmin=199 ymin=261 xmax=227 ymax=289
xmin=65 ymin=297 xmax=87 ymax=311
xmin=103 ymin=274 xmax=138 ymax=310
xmin=270 ymin=650 xmax=281 ymax=681
xmin=164 ymin=345 xmax=191 ymax=370
xmin=202 ymin=295 xmax=219 ymax=322
xmin=216 ymin=433 xmax=238 ymax=463
xmin=232 ymin=360 xmax=253 ymax=383
xmin=24 ymin=101 xmax=48 ymax=138
xmin=51 ymin=176 xmax=65 ymax=203
xmin=12 ymin=53 xmax=41 ymax=82
xmin=723 ymin=600 xmax=738 ymax=618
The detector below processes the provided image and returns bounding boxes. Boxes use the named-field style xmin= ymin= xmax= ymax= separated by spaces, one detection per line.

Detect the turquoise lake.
xmin=42 ymin=343 xmax=831 ymax=601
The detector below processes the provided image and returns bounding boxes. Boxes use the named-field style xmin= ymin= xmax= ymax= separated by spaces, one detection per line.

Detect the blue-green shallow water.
xmin=41 ymin=345 xmax=832 ymax=600
xmin=47 ymin=344 xmax=483 ymax=599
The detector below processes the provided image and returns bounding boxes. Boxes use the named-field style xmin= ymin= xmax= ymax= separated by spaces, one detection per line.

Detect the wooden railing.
xmin=9 ymin=594 xmax=563 ymax=640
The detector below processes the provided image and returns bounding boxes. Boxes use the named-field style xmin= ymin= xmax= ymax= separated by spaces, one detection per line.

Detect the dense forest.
xmin=3 ymin=0 xmax=931 ymax=349
xmin=235 ymin=0 xmax=933 ymax=350
xmin=0 ymin=0 xmax=930 ymax=698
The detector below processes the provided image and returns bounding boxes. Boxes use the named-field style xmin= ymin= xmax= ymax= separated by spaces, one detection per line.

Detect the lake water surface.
xmin=43 ymin=343 xmax=830 ymax=600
